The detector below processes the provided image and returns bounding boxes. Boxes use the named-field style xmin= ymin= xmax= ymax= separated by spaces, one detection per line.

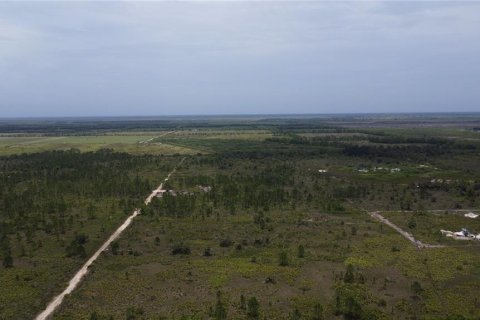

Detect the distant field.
xmin=0 ymin=134 xmax=198 ymax=156
xmin=159 ymin=129 xmax=273 ymax=140
xmin=0 ymin=129 xmax=275 ymax=156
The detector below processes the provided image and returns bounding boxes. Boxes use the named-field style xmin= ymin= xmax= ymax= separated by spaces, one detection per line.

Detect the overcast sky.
xmin=0 ymin=1 xmax=479 ymax=117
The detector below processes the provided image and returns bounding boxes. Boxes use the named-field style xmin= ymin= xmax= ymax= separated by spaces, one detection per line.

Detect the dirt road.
xmin=369 ymin=211 xmax=445 ymax=249
xmin=139 ymin=130 xmax=174 ymax=144
xmin=35 ymin=158 xmax=185 ymax=320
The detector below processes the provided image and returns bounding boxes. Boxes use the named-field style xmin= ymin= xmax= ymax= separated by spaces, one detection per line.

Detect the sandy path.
xmin=35 ymin=157 xmax=185 ymax=320
xmin=379 ymin=209 xmax=478 ymax=214
xmin=369 ymin=211 xmax=445 ymax=249
xmin=10 ymin=136 xmax=65 ymax=146
xmin=139 ymin=131 xmax=174 ymax=144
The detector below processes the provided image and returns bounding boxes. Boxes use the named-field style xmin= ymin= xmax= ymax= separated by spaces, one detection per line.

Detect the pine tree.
xmin=3 ymin=253 xmax=13 ymax=268
xmin=312 ymin=303 xmax=324 ymax=320
xmin=247 ymin=297 xmax=259 ymax=319
xmin=344 ymin=264 xmax=355 ymax=283
xmin=214 ymin=291 xmax=227 ymax=320
xmin=279 ymin=251 xmax=289 ymax=267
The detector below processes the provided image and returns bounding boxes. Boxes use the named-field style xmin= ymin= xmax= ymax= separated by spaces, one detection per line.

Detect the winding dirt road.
xmin=35 ymin=157 xmax=185 ymax=320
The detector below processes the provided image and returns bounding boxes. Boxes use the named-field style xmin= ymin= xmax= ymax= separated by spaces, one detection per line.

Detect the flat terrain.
xmin=1 ymin=114 xmax=480 ymax=320
xmin=0 ymin=134 xmax=197 ymax=156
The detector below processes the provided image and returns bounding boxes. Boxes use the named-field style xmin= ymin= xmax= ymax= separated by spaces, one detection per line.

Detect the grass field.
xmin=0 ymin=134 xmax=198 ymax=156
xmin=0 ymin=129 xmax=275 ymax=156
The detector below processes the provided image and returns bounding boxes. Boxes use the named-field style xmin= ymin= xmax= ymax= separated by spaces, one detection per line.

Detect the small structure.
xmin=318 ymin=169 xmax=328 ymax=173
xmin=440 ymin=228 xmax=480 ymax=240
xmin=465 ymin=212 xmax=479 ymax=219
xmin=198 ymin=185 xmax=212 ymax=193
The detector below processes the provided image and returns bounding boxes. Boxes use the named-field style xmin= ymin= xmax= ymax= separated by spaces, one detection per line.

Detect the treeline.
xmin=343 ymin=144 xmax=452 ymax=160
xmin=367 ymin=135 xmax=450 ymax=145
xmin=266 ymin=132 xmax=477 ymax=161
xmin=0 ymin=118 xmax=332 ymax=135
xmin=164 ymin=137 xmax=334 ymax=160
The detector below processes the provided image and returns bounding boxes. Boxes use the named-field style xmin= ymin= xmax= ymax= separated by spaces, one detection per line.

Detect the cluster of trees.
xmin=0 ymin=149 xmax=172 ymax=267
xmin=144 ymin=155 xmax=369 ymax=221
xmin=65 ymin=233 xmax=88 ymax=258
xmin=146 ymin=161 xmax=296 ymax=217
xmin=210 ymin=291 xmax=261 ymax=320
xmin=1 ymin=233 xmax=13 ymax=268
xmin=333 ymin=265 xmax=384 ymax=320
xmin=263 ymin=129 xmax=479 ymax=163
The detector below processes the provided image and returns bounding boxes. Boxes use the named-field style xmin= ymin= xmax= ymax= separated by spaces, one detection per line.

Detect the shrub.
xmin=66 ymin=240 xmax=87 ymax=258
xmin=279 ymin=251 xmax=289 ymax=267
xmin=171 ymin=242 xmax=191 ymax=255
xmin=203 ymin=247 xmax=212 ymax=257
xmin=110 ymin=242 xmax=119 ymax=255
xmin=408 ymin=219 xmax=416 ymax=229
xmin=344 ymin=264 xmax=355 ymax=284
xmin=219 ymin=238 xmax=234 ymax=247
xmin=125 ymin=306 xmax=144 ymax=320
xmin=297 ymin=245 xmax=305 ymax=258
xmin=411 ymin=281 xmax=423 ymax=295
xmin=240 ymin=294 xmax=246 ymax=310
xmin=312 ymin=303 xmax=324 ymax=320
xmin=351 ymin=226 xmax=357 ymax=236
xmin=377 ymin=299 xmax=387 ymax=307
xmin=247 ymin=297 xmax=260 ymax=319
xmin=214 ymin=291 xmax=227 ymax=320
xmin=290 ymin=308 xmax=301 ymax=320
xmin=2 ymin=254 xmax=13 ymax=268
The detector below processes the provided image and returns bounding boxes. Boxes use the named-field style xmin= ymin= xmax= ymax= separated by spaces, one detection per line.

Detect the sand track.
xmin=369 ymin=211 xmax=445 ymax=249
xmin=35 ymin=157 xmax=185 ymax=320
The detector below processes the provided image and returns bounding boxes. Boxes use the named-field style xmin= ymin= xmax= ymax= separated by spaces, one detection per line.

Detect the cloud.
xmin=0 ymin=1 xmax=479 ymax=116
xmin=0 ymin=18 xmax=43 ymax=66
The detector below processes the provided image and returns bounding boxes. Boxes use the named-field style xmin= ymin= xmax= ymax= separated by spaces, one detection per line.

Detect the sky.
xmin=0 ymin=1 xmax=479 ymax=117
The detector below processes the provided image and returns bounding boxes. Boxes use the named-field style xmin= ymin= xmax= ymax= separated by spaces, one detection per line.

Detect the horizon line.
xmin=1 ymin=111 xmax=480 ymax=121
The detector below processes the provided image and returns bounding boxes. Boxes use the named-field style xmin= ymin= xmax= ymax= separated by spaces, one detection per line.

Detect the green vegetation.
xmin=1 ymin=114 xmax=480 ymax=319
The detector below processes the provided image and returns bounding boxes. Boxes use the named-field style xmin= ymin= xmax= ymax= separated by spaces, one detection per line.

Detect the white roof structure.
xmin=441 ymin=228 xmax=480 ymax=241
xmin=465 ymin=212 xmax=479 ymax=219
